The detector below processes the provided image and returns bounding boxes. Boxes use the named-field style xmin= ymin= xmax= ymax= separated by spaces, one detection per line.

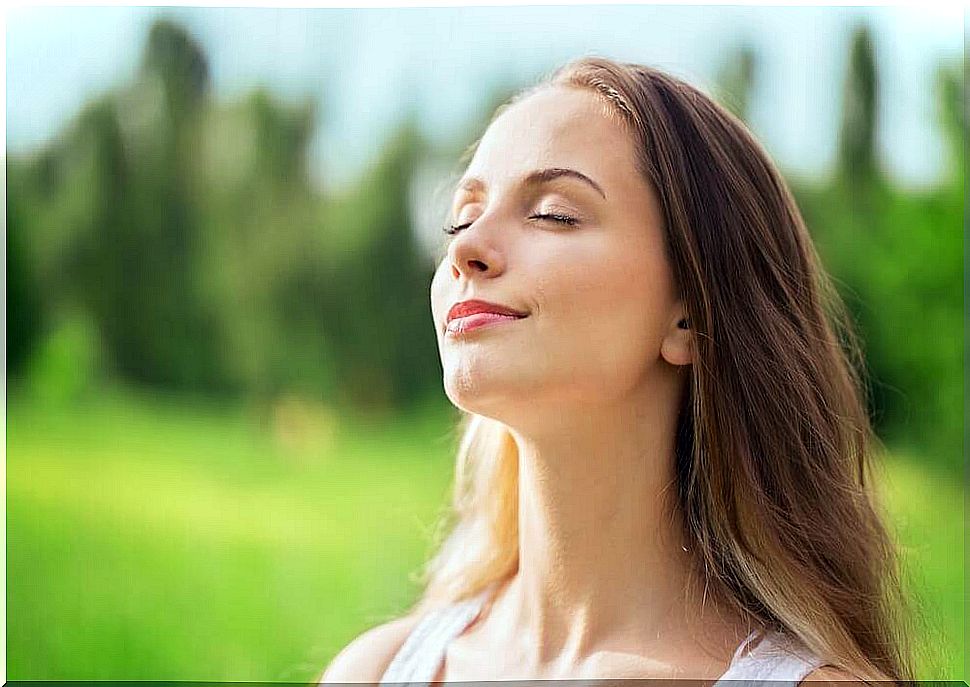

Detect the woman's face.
xmin=430 ymin=86 xmax=689 ymax=419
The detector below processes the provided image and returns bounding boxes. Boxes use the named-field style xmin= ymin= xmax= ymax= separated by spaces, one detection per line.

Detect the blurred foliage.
xmin=6 ymin=17 xmax=964 ymax=470
xmin=7 ymin=184 xmax=45 ymax=375
xmin=23 ymin=310 xmax=104 ymax=406
xmin=319 ymin=118 xmax=442 ymax=409
xmin=838 ymin=24 xmax=880 ymax=189
xmin=716 ymin=41 xmax=757 ymax=122
xmin=715 ymin=28 xmax=963 ymax=473
xmin=793 ymin=26 xmax=964 ymax=474
xmin=8 ymin=18 xmax=443 ymax=415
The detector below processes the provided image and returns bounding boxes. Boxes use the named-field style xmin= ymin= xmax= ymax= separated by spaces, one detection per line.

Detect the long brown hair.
xmin=409 ymin=56 xmax=918 ymax=682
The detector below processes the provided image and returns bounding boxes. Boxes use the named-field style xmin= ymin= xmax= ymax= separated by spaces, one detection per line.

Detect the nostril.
xmin=453 ymin=260 xmax=487 ymax=277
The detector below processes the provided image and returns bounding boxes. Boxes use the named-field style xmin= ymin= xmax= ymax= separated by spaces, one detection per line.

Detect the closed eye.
xmin=442 ymin=222 xmax=471 ymax=236
xmin=442 ymin=212 xmax=579 ymax=235
xmin=529 ymin=212 xmax=579 ymax=226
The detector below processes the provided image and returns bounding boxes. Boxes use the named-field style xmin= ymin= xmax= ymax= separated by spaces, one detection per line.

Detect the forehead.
xmin=462 ymin=86 xmax=637 ymax=192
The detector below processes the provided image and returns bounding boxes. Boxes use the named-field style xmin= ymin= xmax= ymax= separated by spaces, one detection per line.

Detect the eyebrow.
xmin=455 ymin=167 xmax=607 ymax=200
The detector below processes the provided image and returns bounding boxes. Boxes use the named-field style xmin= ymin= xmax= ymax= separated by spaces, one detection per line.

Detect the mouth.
xmin=445 ymin=299 xmax=529 ymax=336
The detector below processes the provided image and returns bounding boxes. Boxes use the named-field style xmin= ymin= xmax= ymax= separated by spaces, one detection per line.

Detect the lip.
xmin=447 ymin=299 xmax=529 ymax=324
xmin=446 ymin=312 xmax=526 ymax=336
xmin=445 ymin=299 xmax=528 ymax=336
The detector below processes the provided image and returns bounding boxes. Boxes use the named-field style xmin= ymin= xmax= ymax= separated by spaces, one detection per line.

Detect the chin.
xmin=443 ymin=379 xmax=501 ymax=415
xmin=444 ymin=374 xmax=543 ymax=423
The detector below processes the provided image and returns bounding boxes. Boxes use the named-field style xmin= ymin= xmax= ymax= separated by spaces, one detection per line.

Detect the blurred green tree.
xmin=320 ymin=116 xmax=440 ymax=410
xmin=193 ymin=86 xmax=336 ymax=401
xmin=716 ymin=42 xmax=757 ymax=123
xmin=838 ymin=23 xmax=880 ymax=190
xmin=6 ymin=171 xmax=45 ymax=380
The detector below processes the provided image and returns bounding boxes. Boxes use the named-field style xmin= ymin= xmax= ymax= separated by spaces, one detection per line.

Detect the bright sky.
xmin=6 ymin=4 xmax=964 ymax=192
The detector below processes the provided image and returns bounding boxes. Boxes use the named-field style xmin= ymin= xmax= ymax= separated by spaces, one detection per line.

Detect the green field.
xmin=6 ymin=391 xmax=965 ymax=680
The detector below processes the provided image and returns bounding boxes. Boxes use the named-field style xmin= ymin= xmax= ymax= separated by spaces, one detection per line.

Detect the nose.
xmin=447 ymin=216 xmax=507 ymax=281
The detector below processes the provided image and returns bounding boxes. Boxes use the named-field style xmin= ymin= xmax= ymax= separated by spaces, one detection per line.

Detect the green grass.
xmin=874 ymin=451 xmax=966 ymax=679
xmin=7 ymin=389 xmax=460 ymax=680
xmin=6 ymin=390 xmax=965 ymax=680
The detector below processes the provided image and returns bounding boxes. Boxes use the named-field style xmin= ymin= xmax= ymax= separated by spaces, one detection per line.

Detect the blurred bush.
xmin=23 ymin=309 xmax=104 ymax=405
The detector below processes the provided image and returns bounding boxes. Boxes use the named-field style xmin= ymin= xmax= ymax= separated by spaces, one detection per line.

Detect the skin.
xmin=427 ymin=85 xmax=751 ymax=681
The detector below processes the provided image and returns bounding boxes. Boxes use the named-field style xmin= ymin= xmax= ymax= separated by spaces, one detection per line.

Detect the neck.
xmin=494 ymin=376 xmax=711 ymax=668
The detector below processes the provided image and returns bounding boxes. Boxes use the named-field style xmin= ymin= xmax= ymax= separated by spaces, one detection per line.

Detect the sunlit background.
xmin=5 ymin=4 xmax=965 ymax=681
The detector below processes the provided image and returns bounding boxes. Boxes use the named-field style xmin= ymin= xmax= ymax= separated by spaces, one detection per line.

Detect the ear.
xmin=660 ymin=307 xmax=693 ymax=367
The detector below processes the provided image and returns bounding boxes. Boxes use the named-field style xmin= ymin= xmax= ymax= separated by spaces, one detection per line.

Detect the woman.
xmin=320 ymin=56 xmax=916 ymax=685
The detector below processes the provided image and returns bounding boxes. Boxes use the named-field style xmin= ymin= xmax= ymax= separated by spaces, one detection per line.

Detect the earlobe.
xmin=661 ymin=322 xmax=693 ymax=367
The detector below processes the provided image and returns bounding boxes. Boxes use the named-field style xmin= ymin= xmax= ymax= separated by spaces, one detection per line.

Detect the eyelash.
xmin=443 ymin=212 xmax=579 ymax=235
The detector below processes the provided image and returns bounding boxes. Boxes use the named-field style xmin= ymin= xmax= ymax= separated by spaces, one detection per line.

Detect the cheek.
xmin=535 ymin=241 xmax=667 ymax=372
xmin=429 ymin=263 xmax=449 ymax=323
xmin=539 ymin=243 xmax=659 ymax=328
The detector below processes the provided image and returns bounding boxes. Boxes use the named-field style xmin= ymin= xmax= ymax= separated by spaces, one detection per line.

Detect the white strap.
xmin=379 ymin=589 xmax=491 ymax=686
xmin=730 ymin=628 xmax=764 ymax=663
xmin=715 ymin=629 xmax=826 ymax=684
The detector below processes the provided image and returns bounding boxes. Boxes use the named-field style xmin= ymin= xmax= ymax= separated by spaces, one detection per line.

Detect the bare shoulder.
xmin=800 ymin=665 xmax=893 ymax=685
xmin=317 ymin=612 xmax=423 ymax=684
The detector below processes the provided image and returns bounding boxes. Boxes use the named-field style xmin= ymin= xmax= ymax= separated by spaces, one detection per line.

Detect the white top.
xmin=377 ymin=584 xmax=828 ymax=686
